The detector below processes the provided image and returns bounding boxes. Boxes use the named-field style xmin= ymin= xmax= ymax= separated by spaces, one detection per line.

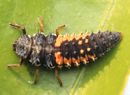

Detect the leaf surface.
xmin=0 ymin=0 xmax=130 ymax=95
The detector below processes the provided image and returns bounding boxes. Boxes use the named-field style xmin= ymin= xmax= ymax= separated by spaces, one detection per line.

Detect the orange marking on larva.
xmin=78 ymin=40 xmax=82 ymax=45
xmin=85 ymin=55 xmax=89 ymax=64
xmin=63 ymin=35 xmax=68 ymax=41
xmin=80 ymin=33 xmax=84 ymax=38
xmin=80 ymin=57 xmax=85 ymax=61
xmin=88 ymin=55 xmax=96 ymax=61
xmin=64 ymin=58 xmax=71 ymax=67
xmin=76 ymin=34 xmax=82 ymax=40
xmin=80 ymin=49 xmax=84 ymax=54
xmin=72 ymin=33 xmax=75 ymax=38
xmin=80 ymin=57 xmax=87 ymax=64
xmin=69 ymin=58 xmax=72 ymax=63
xmin=83 ymin=59 xmax=87 ymax=64
xmin=64 ymin=57 xmax=71 ymax=64
xmin=63 ymin=35 xmax=66 ymax=41
xmin=63 ymin=34 xmax=73 ymax=41
xmin=75 ymin=63 xmax=79 ymax=66
xmin=81 ymin=33 xmax=86 ymax=39
xmin=65 ymin=63 xmax=71 ymax=67
xmin=72 ymin=57 xmax=79 ymax=62
xmin=72 ymin=58 xmax=76 ymax=63
xmin=77 ymin=57 xmax=80 ymax=63
xmin=85 ymin=33 xmax=90 ymax=37
xmin=63 ymin=57 xmax=68 ymax=64
xmin=87 ymin=47 xmax=91 ymax=52
xmin=85 ymin=39 xmax=88 ymax=44
xmin=85 ymin=55 xmax=89 ymax=61
xmin=55 ymin=35 xmax=63 ymax=47
xmin=55 ymin=52 xmax=63 ymax=65
xmin=72 ymin=57 xmax=80 ymax=66
xmin=69 ymin=34 xmax=75 ymax=41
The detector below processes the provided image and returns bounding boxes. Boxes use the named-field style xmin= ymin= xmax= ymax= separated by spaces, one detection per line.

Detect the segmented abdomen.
xmin=54 ymin=31 xmax=121 ymax=67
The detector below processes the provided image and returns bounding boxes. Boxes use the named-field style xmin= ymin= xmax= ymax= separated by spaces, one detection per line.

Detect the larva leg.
xmin=33 ymin=67 xmax=39 ymax=84
xmin=9 ymin=23 xmax=26 ymax=34
xmin=8 ymin=58 xmax=23 ymax=68
xmin=55 ymin=67 xmax=63 ymax=87
xmin=56 ymin=25 xmax=65 ymax=36
xmin=37 ymin=17 xmax=44 ymax=32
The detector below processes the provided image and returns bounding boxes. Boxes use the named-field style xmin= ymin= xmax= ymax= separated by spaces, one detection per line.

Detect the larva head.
xmin=13 ymin=35 xmax=32 ymax=59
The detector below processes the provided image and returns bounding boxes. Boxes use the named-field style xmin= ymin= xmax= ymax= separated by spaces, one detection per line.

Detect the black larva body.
xmin=13 ymin=31 xmax=121 ymax=69
xmin=8 ymin=18 xmax=121 ymax=86
xmin=8 ymin=19 xmax=122 ymax=86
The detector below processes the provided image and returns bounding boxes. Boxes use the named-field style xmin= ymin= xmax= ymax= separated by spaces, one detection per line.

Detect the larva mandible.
xmin=8 ymin=17 xmax=122 ymax=87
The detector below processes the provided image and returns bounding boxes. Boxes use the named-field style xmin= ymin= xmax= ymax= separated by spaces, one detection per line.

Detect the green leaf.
xmin=0 ymin=0 xmax=130 ymax=95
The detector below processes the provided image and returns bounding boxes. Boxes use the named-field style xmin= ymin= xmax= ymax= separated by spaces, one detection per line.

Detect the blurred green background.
xmin=0 ymin=0 xmax=130 ymax=95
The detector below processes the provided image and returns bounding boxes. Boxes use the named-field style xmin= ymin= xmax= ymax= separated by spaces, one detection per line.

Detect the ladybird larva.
xmin=8 ymin=17 xmax=122 ymax=87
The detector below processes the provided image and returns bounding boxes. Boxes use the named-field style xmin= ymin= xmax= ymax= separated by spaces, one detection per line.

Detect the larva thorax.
xmin=13 ymin=32 xmax=57 ymax=68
